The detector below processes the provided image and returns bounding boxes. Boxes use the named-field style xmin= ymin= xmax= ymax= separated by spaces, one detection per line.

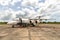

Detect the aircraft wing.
xmin=29 ymin=18 xmax=55 ymax=20
xmin=40 ymin=19 xmax=55 ymax=20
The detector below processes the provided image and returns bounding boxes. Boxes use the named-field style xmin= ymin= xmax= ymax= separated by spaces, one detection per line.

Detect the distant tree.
xmin=54 ymin=21 xmax=56 ymax=23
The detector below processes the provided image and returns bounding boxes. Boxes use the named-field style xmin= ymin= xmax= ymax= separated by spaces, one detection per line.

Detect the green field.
xmin=0 ymin=22 xmax=60 ymax=24
xmin=40 ymin=22 xmax=60 ymax=24
xmin=0 ymin=22 xmax=7 ymax=24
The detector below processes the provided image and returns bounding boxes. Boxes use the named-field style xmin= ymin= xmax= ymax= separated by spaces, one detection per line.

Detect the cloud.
xmin=0 ymin=0 xmax=22 ymax=6
xmin=0 ymin=0 xmax=11 ymax=6
xmin=0 ymin=0 xmax=60 ymax=22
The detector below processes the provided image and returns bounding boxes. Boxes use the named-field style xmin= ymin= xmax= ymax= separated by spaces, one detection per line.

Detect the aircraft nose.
xmin=7 ymin=22 xmax=12 ymax=24
xmin=7 ymin=22 xmax=10 ymax=24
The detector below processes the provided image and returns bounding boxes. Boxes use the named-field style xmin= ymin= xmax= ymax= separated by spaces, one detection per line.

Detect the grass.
xmin=0 ymin=22 xmax=60 ymax=25
xmin=40 ymin=22 xmax=60 ymax=24
xmin=0 ymin=22 xmax=7 ymax=25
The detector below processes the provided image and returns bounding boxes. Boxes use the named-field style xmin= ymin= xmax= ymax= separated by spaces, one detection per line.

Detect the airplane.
xmin=7 ymin=16 xmax=55 ymax=28
xmin=7 ymin=18 xmax=36 ymax=28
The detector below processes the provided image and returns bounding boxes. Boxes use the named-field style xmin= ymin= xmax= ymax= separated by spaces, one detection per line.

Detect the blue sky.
xmin=0 ymin=0 xmax=60 ymax=22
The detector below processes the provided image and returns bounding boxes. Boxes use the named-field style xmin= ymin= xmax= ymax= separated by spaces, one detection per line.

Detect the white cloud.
xmin=0 ymin=0 xmax=60 ymax=21
xmin=0 ymin=0 xmax=11 ymax=6
xmin=10 ymin=0 xmax=22 ymax=5
xmin=0 ymin=0 xmax=21 ymax=6
xmin=22 ymin=8 xmax=37 ymax=17
xmin=41 ymin=16 xmax=51 ymax=19
xmin=0 ymin=8 xmax=26 ymax=21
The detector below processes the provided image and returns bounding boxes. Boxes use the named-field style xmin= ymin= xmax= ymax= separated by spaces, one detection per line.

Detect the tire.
xmin=31 ymin=23 xmax=35 ymax=27
xmin=12 ymin=25 xmax=14 ymax=28
xmin=23 ymin=23 xmax=26 ymax=27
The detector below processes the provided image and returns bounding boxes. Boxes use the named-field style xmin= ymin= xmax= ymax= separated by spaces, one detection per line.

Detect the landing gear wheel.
xmin=31 ymin=23 xmax=35 ymax=27
xmin=23 ymin=23 xmax=26 ymax=27
xmin=12 ymin=25 xmax=14 ymax=28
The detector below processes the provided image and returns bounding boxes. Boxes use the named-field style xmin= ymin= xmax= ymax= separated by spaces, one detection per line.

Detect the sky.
xmin=0 ymin=0 xmax=60 ymax=22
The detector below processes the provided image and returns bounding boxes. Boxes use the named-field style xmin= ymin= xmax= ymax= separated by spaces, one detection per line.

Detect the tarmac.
xmin=0 ymin=24 xmax=60 ymax=40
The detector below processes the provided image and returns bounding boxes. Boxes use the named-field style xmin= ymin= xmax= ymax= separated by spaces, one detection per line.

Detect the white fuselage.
xmin=7 ymin=18 xmax=31 ymax=25
xmin=7 ymin=18 xmax=40 ymax=26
